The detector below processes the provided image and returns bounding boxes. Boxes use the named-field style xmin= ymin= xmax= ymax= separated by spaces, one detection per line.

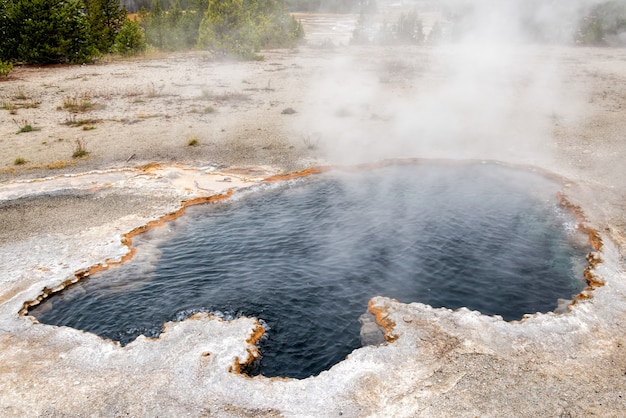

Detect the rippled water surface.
xmin=32 ymin=163 xmax=590 ymax=379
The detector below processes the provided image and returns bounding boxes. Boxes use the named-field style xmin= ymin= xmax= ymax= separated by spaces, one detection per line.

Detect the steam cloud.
xmin=292 ymin=0 xmax=614 ymax=167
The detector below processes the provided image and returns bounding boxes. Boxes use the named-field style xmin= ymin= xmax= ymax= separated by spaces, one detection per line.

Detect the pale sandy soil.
xmin=1 ymin=12 xmax=626 ymax=418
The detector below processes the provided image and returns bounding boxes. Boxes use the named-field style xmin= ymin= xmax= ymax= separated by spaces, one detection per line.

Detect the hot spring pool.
xmin=31 ymin=163 xmax=590 ymax=379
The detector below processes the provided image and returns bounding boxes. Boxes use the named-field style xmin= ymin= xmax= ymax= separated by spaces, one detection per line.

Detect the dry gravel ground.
xmin=1 ymin=15 xmax=626 ymax=418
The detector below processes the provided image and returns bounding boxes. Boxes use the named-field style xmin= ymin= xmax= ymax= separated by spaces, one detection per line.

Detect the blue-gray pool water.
xmin=31 ymin=163 xmax=589 ymax=379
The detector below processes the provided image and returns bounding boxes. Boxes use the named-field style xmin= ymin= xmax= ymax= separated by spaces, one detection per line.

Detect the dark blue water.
xmin=31 ymin=163 xmax=589 ymax=379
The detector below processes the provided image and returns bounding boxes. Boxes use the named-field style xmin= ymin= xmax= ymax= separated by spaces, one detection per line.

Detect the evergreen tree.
xmin=197 ymin=0 xmax=303 ymax=58
xmin=395 ymin=11 xmax=424 ymax=44
xmin=0 ymin=0 xmax=18 ymax=61
xmin=197 ymin=0 xmax=259 ymax=58
xmin=85 ymin=0 xmax=127 ymax=54
xmin=140 ymin=0 xmax=165 ymax=48
xmin=577 ymin=0 xmax=626 ymax=45
xmin=9 ymin=0 xmax=96 ymax=63
xmin=113 ymin=18 xmax=147 ymax=55
xmin=178 ymin=0 xmax=209 ymax=48
xmin=253 ymin=0 xmax=302 ymax=48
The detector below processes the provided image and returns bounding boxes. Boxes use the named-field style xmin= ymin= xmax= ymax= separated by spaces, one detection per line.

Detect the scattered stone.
xmin=359 ymin=311 xmax=386 ymax=346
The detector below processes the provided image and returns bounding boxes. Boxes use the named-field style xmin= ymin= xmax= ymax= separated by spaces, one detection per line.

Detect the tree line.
xmin=1 ymin=0 xmax=624 ymax=68
xmin=0 ymin=0 xmax=304 ymax=65
xmin=120 ymin=0 xmax=373 ymax=13
xmin=351 ymin=0 xmax=626 ymax=46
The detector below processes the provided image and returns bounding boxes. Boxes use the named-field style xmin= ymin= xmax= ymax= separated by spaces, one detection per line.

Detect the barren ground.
xmin=1 ymin=12 xmax=626 ymax=418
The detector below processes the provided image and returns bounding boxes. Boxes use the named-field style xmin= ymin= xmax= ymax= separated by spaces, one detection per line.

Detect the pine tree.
xmin=197 ymin=0 xmax=303 ymax=58
xmin=140 ymin=0 xmax=165 ymax=48
xmin=113 ymin=18 xmax=147 ymax=55
xmin=0 ymin=0 xmax=18 ymax=61
xmin=197 ymin=0 xmax=259 ymax=58
xmin=85 ymin=0 xmax=127 ymax=54
xmin=10 ymin=0 xmax=96 ymax=64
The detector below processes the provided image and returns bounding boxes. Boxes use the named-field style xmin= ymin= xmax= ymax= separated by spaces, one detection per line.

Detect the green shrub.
xmin=0 ymin=61 xmax=12 ymax=77
xmin=16 ymin=123 xmax=39 ymax=134
xmin=72 ymin=139 xmax=89 ymax=158
xmin=113 ymin=18 xmax=147 ymax=55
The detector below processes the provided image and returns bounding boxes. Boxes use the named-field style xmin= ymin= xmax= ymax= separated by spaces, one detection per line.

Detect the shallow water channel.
xmin=32 ymin=163 xmax=590 ymax=379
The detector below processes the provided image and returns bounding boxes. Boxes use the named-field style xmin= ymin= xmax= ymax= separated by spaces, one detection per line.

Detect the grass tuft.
xmin=302 ymin=134 xmax=320 ymax=150
xmin=63 ymin=114 xmax=104 ymax=127
xmin=146 ymin=83 xmax=164 ymax=98
xmin=44 ymin=160 xmax=69 ymax=169
xmin=199 ymin=89 xmax=249 ymax=102
xmin=61 ymin=93 xmax=102 ymax=113
xmin=11 ymin=86 xmax=29 ymax=101
xmin=14 ymin=119 xmax=40 ymax=134
xmin=72 ymin=139 xmax=89 ymax=158
xmin=2 ymin=102 xmax=17 ymax=114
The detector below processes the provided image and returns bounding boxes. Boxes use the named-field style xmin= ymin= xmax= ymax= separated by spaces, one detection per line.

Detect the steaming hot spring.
xmin=30 ymin=162 xmax=591 ymax=379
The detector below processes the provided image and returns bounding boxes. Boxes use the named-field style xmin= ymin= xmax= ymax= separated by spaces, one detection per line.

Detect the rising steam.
xmin=291 ymin=0 xmax=616 ymax=167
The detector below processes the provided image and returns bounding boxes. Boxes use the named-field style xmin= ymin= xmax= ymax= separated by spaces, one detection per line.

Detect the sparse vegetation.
xmin=188 ymin=137 xmax=199 ymax=146
xmin=63 ymin=115 xmax=102 ymax=127
xmin=2 ymin=96 xmax=40 ymax=114
xmin=14 ymin=120 xmax=40 ymax=134
xmin=61 ymin=94 xmax=100 ymax=113
xmin=146 ymin=83 xmax=164 ymax=97
xmin=191 ymin=105 xmax=217 ymax=114
xmin=1 ymin=102 xmax=17 ymax=114
xmin=44 ymin=160 xmax=69 ymax=169
xmin=302 ymin=133 xmax=320 ymax=150
xmin=137 ymin=113 xmax=160 ymax=119
xmin=21 ymin=101 xmax=40 ymax=109
xmin=72 ymin=139 xmax=89 ymax=158
xmin=199 ymin=90 xmax=249 ymax=102
xmin=13 ymin=157 xmax=26 ymax=166
xmin=17 ymin=124 xmax=36 ymax=134
xmin=12 ymin=87 xmax=29 ymax=101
